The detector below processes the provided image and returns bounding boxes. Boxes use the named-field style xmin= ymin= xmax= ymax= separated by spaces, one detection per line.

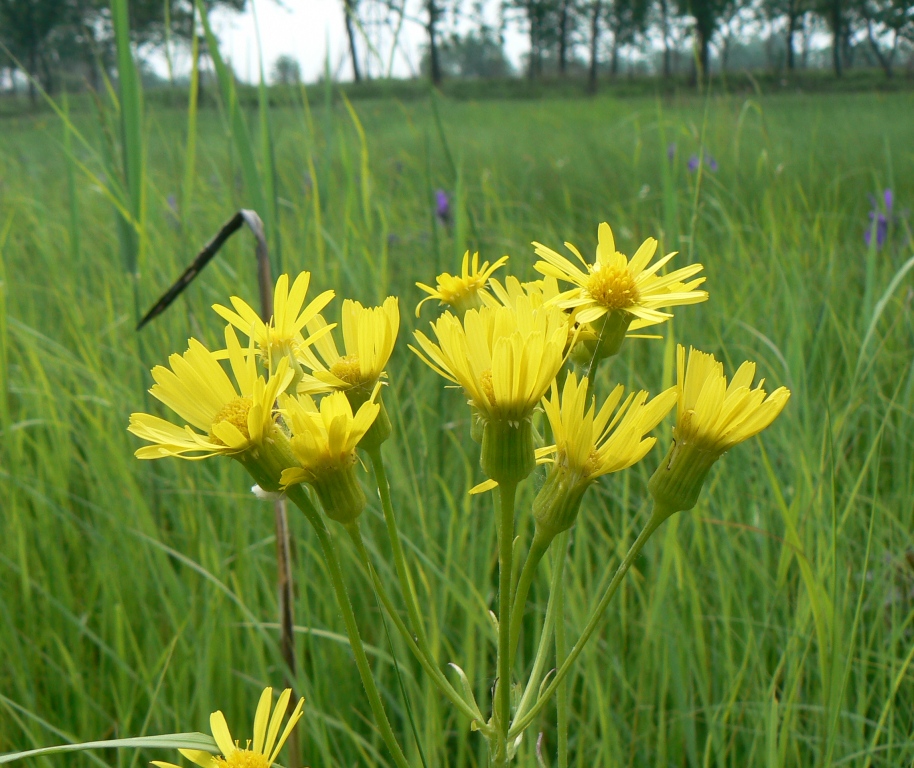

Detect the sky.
xmin=180 ymin=0 xmax=529 ymax=84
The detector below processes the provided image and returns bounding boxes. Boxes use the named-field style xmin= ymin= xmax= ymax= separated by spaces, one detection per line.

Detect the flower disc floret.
xmin=533 ymin=222 xmax=708 ymax=328
xmin=151 ymin=687 xmax=304 ymax=768
xmin=297 ymin=297 xmax=399 ymax=395
xmin=410 ymin=296 xmax=569 ymax=424
xmin=128 ymin=327 xmax=293 ymax=460
xmin=416 ymin=251 xmax=508 ymax=317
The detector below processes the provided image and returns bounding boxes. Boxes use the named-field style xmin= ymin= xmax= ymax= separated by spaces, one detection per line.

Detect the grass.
xmin=0 ymin=83 xmax=913 ymax=768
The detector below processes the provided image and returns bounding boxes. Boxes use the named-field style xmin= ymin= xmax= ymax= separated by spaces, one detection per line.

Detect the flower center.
xmin=441 ymin=275 xmax=483 ymax=305
xmin=330 ymin=354 xmax=363 ymax=385
xmin=582 ymin=448 xmax=602 ymax=477
xmin=214 ymin=749 xmax=270 ymax=768
xmin=209 ymin=397 xmax=253 ymax=444
xmin=585 ymin=263 xmax=640 ymax=310
xmin=478 ymin=369 xmax=497 ymax=406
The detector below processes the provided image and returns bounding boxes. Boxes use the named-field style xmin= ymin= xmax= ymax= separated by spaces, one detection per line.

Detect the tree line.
xmin=344 ymin=0 xmax=913 ymax=86
xmin=1 ymin=0 xmax=912 ymax=100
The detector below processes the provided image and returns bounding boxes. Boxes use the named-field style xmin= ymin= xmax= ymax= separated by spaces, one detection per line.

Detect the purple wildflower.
xmin=706 ymin=155 xmax=718 ymax=172
xmin=688 ymin=152 xmax=718 ymax=173
xmin=435 ymin=189 xmax=451 ymax=226
xmin=667 ymin=143 xmax=676 ymax=161
xmin=687 ymin=155 xmax=700 ymax=172
xmin=865 ymin=188 xmax=894 ymax=250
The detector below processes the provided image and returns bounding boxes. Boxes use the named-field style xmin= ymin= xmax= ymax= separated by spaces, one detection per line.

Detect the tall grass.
xmin=0 ymin=80 xmax=912 ymax=768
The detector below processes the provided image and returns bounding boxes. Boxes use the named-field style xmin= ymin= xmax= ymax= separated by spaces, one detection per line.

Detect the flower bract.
xmin=151 ymin=687 xmax=304 ymax=768
xmin=416 ymin=251 xmax=508 ymax=317
xmin=533 ymin=222 xmax=708 ymax=329
xmin=128 ymin=328 xmax=292 ymax=460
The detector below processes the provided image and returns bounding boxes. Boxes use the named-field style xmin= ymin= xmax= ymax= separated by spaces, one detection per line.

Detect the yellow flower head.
xmin=151 ymin=687 xmax=304 ymax=768
xmin=297 ymin=297 xmax=399 ymax=395
xmin=128 ymin=327 xmax=293 ymax=460
xmin=648 ymin=346 xmax=790 ymax=516
xmin=410 ymin=296 xmax=568 ymax=424
xmin=533 ymin=222 xmax=708 ymax=329
xmin=674 ymin=345 xmax=791 ymax=454
xmin=482 ymin=274 xmax=561 ymax=310
xmin=416 ymin=251 xmax=508 ymax=317
xmin=538 ymin=372 xmax=678 ymax=482
xmin=279 ymin=389 xmax=380 ymax=487
xmin=213 ymin=272 xmax=335 ymax=370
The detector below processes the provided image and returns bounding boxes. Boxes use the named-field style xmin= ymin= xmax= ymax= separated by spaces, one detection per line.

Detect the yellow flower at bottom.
xmin=128 ymin=327 xmax=293 ymax=460
xmin=648 ymin=345 xmax=791 ymax=515
xmin=416 ymin=251 xmax=508 ymax=317
xmin=151 ymin=687 xmax=304 ymax=768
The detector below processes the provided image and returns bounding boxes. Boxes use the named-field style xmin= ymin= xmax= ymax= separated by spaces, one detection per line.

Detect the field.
xmin=1 ymin=86 xmax=913 ymax=767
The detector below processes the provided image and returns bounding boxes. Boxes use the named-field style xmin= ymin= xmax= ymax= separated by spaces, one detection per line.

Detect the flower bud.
xmin=647 ymin=440 xmax=719 ymax=519
xmin=532 ymin=464 xmax=588 ymax=543
xmin=480 ymin=418 xmax=535 ymax=486
xmin=310 ymin=459 xmax=368 ymax=524
xmin=236 ymin=424 xmax=299 ymax=493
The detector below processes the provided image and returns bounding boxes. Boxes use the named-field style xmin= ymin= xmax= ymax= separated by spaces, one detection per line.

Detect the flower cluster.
xmin=130 ymin=271 xmax=400 ymax=522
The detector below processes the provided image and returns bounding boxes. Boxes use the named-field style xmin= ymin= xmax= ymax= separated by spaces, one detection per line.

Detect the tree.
xmin=271 ymin=53 xmax=300 ymax=84
xmin=860 ymin=0 xmax=913 ymax=76
xmin=341 ymin=0 xmax=362 ymax=82
xmin=677 ymin=0 xmax=735 ymax=79
xmin=586 ymin=0 xmax=601 ymax=91
xmin=605 ymin=0 xmax=649 ymax=76
xmin=420 ymin=23 xmax=512 ymax=77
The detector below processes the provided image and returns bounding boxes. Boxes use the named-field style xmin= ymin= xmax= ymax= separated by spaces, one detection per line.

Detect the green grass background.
xmin=0 ymin=85 xmax=913 ymax=767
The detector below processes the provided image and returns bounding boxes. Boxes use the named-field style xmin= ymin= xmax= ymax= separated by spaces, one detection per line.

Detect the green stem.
xmin=508 ymin=533 xmax=550 ymax=667
xmin=555 ymin=560 xmax=568 ymax=768
xmin=285 ymin=485 xmax=411 ymax=768
xmin=494 ymin=480 xmax=518 ymax=762
xmin=508 ymin=506 xmax=667 ymax=740
xmin=367 ymin=447 xmax=429 ymax=648
xmin=344 ymin=521 xmax=491 ymax=732
xmin=512 ymin=531 xmax=567 ymax=728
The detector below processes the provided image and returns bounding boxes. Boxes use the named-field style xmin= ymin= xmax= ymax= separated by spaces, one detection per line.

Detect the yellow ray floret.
xmin=297 ymin=297 xmax=399 ymax=395
xmin=151 ymin=687 xmax=304 ymax=768
xmin=279 ymin=388 xmax=380 ymax=487
xmin=533 ymin=222 xmax=708 ymax=328
xmin=674 ymin=345 xmax=790 ymax=454
xmin=410 ymin=296 xmax=569 ymax=423
xmin=537 ymin=372 xmax=678 ymax=481
xmin=213 ymin=271 xmax=335 ymax=368
xmin=416 ymin=251 xmax=508 ymax=317
xmin=128 ymin=328 xmax=293 ymax=460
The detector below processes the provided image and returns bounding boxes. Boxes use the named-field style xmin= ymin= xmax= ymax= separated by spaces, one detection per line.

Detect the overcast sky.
xmin=174 ymin=0 xmax=528 ymax=84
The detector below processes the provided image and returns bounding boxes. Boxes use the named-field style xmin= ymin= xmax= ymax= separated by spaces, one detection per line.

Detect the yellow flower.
xmin=533 ymin=222 xmax=708 ymax=329
xmin=297 ymin=297 xmax=399 ymax=395
xmin=416 ymin=251 xmax=508 ymax=317
xmin=410 ymin=296 xmax=568 ymax=424
xmin=648 ymin=345 xmax=791 ymax=515
xmin=482 ymin=274 xmax=561 ymax=310
xmin=673 ymin=345 xmax=791 ymax=454
xmin=531 ymin=372 xmax=676 ymax=539
xmin=151 ymin=687 xmax=304 ymax=768
xmin=279 ymin=390 xmax=380 ymax=523
xmin=129 ymin=327 xmax=293 ymax=460
xmin=213 ymin=272 xmax=335 ymax=370
xmin=537 ymin=372 xmax=678 ymax=481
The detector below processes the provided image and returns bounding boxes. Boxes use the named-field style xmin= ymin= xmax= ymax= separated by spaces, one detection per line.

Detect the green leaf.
xmin=0 ymin=733 xmax=218 ymax=765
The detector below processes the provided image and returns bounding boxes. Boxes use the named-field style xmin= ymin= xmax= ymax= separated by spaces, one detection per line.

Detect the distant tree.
xmin=860 ymin=0 xmax=914 ymax=76
xmin=605 ymin=0 xmax=649 ymax=75
xmin=0 ymin=0 xmax=82 ymax=99
xmin=556 ymin=0 xmax=577 ymax=74
xmin=420 ymin=23 xmax=512 ymax=77
xmin=341 ymin=0 xmax=362 ymax=81
xmin=271 ymin=53 xmax=301 ymax=84
xmin=585 ymin=0 xmax=602 ymax=91
xmin=677 ymin=0 xmax=735 ymax=79
xmin=506 ymin=0 xmax=562 ymax=78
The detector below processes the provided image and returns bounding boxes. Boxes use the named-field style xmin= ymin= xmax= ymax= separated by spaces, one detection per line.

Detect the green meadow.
xmin=1 ymin=86 xmax=913 ymax=767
